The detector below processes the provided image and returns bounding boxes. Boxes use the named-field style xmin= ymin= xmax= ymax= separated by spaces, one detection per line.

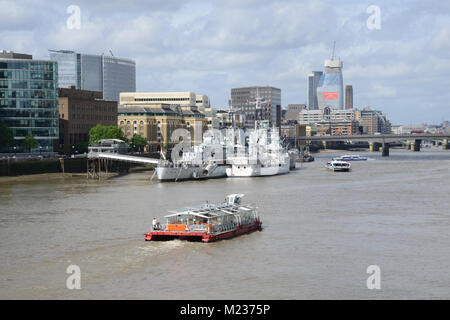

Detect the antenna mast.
xmin=331 ymin=41 xmax=336 ymax=60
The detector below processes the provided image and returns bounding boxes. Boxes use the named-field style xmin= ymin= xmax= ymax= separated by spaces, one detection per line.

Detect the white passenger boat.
xmin=325 ymin=160 xmax=351 ymax=172
xmin=333 ymin=154 xmax=367 ymax=161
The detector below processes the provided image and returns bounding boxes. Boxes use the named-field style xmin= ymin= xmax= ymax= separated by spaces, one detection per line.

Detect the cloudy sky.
xmin=1 ymin=0 xmax=449 ymax=124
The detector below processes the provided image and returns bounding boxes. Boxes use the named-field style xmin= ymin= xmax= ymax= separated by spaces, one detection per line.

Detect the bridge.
xmin=291 ymin=133 xmax=450 ymax=156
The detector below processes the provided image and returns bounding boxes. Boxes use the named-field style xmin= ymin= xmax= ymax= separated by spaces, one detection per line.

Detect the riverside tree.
xmin=131 ymin=134 xmax=148 ymax=153
xmin=89 ymin=124 xmax=128 ymax=144
xmin=22 ymin=134 xmax=38 ymax=153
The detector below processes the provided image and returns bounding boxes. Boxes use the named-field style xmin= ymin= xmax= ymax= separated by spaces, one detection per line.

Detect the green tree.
xmin=0 ymin=121 xmax=14 ymax=150
xmin=22 ymin=134 xmax=38 ymax=153
xmin=131 ymin=134 xmax=148 ymax=153
xmin=89 ymin=124 xmax=128 ymax=144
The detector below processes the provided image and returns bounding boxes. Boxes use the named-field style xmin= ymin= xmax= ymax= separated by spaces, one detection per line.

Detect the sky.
xmin=1 ymin=0 xmax=449 ymax=125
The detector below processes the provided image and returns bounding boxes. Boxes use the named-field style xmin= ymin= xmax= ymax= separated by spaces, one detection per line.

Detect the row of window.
xmin=0 ymin=70 xmax=56 ymax=80
xmin=0 ymin=99 xmax=58 ymax=108
xmin=65 ymin=104 xmax=116 ymax=113
xmin=0 ymin=88 xmax=57 ymax=98
xmin=0 ymin=109 xmax=58 ymax=118
xmin=64 ymin=113 xmax=115 ymax=121
xmin=0 ymin=61 xmax=56 ymax=71
xmin=5 ymin=127 xmax=58 ymax=138
xmin=134 ymin=97 xmax=191 ymax=102
xmin=0 ymin=80 xmax=57 ymax=90
xmin=1 ymin=118 xmax=58 ymax=128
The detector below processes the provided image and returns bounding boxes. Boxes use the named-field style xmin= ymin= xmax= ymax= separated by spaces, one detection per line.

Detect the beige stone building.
xmin=119 ymin=92 xmax=208 ymax=150
xmin=118 ymin=104 xmax=207 ymax=152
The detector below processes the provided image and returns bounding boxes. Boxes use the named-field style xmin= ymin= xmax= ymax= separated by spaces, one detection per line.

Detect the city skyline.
xmin=1 ymin=0 xmax=449 ymax=124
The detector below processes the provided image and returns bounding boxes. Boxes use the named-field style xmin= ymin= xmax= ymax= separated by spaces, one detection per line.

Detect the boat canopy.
xmin=165 ymin=197 xmax=255 ymax=222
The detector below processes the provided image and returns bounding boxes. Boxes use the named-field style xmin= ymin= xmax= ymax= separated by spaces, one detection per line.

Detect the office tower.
xmin=345 ymin=85 xmax=353 ymax=110
xmin=230 ymin=86 xmax=281 ymax=128
xmin=0 ymin=51 xmax=59 ymax=153
xmin=306 ymin=71 xmax=323 ymax=110
xmin=48 ymin=50 xmax=136 ymax=102
xmin=316 ymin=59 xmax=344 ymax=110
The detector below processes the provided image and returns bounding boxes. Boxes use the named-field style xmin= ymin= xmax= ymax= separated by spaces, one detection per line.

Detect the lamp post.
xmin=13 ymin=146 xmax=16 ymax=157
xmin=39 ymin=146 xmax=42 ymax=155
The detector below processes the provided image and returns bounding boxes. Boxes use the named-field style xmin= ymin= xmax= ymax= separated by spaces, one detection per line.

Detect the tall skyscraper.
xmin=345 ymin=85 xmax=353 ymax=109
xmin=230 ymin=86 xmax=281 ymax=128
xmin=0 ymin=51 xmax=59 ymax=153
xmin=48 ymin=50 xmax=136 ymax=102
xmin=316 ymin=59 xmax=344 ymax=110
xmin=306 ymin=71 xmax=322 ymax=110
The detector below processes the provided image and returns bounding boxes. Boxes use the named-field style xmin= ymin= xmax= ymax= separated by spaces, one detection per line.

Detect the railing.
xmin=188 ymin=224 xmax=207 ymax=231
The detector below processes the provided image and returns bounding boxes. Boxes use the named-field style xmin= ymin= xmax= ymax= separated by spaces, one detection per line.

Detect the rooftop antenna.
xmin=331 ymin=41 xmax=336 ymax=61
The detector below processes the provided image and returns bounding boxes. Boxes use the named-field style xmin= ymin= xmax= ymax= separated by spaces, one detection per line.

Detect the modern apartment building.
xmin=58 ymin=87 xmax=117 ymax=153
xmin=359 ymin=107 xmax=391 ymax=134
xmin=0 ymin=51 xmax=59 ymax=153
xmin=49 ymin=50 xmax=136 ymax=102
xmin=298 ymin=108 xmax=357 ymax=124
xmin=230 ymin=86 xmax=281 ymax=128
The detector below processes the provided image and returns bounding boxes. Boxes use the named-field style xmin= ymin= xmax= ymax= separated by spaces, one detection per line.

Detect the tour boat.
xmin=333 ymin=154 xmax=367 ymax=161
xmin=325 ymin=160 xmax=351 ymax=172
xmin=145 ymin=194 xmax=262 ymax=242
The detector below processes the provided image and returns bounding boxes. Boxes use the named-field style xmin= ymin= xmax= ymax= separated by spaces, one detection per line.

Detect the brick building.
xmin=58 ymin=87 xmax=117 ymax=153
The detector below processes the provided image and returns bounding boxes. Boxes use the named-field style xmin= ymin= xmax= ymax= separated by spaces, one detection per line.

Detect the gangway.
xmin=87 ymin=152 xmax=160 ymax=179
xmin=87 ymin=152 xmax=160 ymax=165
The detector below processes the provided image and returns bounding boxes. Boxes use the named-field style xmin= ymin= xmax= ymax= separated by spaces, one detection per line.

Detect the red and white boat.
xmin=145 ymin=194 xmax=262 ymax=243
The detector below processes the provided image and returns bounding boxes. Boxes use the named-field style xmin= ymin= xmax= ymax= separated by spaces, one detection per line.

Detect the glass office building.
xmin=49 ymin=50 xmax=136 ymax=102
xmin=316 ymin=59 xmax=344 ymax=110
xmin=0 ymin=52 xmax=59 ymax=153
xmin=306 ymin=71 xmax=323 ymax=110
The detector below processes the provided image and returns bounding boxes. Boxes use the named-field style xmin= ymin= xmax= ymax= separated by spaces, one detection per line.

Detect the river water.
xmin=0 ymin=148 xmax=449 ymax=299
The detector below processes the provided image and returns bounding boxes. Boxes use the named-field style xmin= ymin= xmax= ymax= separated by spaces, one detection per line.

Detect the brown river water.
xmin=0 ymin=148 xmax=449 ymax=299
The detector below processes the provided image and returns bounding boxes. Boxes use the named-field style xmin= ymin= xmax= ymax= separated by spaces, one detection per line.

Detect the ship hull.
xmin=226 ymin=162 xmax=290 ymax=177
xmin=145 ymin=222 xmax=262 ymax=243
xmin=156 ymin=165 xmax=228 ymax=182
